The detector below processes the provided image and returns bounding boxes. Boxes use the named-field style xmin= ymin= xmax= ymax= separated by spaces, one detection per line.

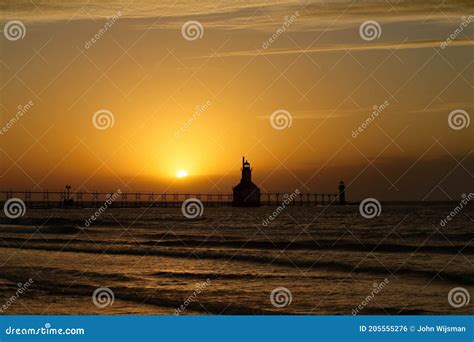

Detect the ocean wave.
xmin=149 ymin=271 xmax=343 ymax=281
xmin=0 ymin=267 xmax=280 ymax=315
xmin=0 ymin=217 xmax=74 ymax=226
xmin=138 ymin=238 xmax=473 ymax=255
xmin=356 ymin=307 xmax=433 ymax=315
xmin=0 ymin=225 xmax=81 ymax=234
xmin=1 ymin=240 xmax=472 ymax=285
xmin=1 ymin=232 xmax=471 ymax=255
xmin=0 ymin=266 xmax=135 ymax=282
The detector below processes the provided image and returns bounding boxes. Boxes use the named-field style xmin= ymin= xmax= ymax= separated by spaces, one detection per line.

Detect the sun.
xmin=176 ymin=169 xmax=188 ymax=178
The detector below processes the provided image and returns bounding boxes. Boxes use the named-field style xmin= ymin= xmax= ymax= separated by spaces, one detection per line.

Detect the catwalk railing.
xmin=0 ymin=190 xmax=341 ymax=208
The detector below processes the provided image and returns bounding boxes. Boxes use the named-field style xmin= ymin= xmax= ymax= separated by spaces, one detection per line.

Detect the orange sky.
xmin=1 ymin=1 xmax=473 ymax=200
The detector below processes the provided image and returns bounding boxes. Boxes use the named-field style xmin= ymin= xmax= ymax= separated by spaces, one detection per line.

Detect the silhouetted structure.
xmin=338 ymin=181 xmax=346 ymax=205
xmin=0 ymin=190 xmax=341 ymax=208
xmin=232 ymin=157 xmax=261 ymax=207
xmin=1 ymin=168 xmax=344 ymax=208
xmin=63 ymin=185 xmax=74 ymax=207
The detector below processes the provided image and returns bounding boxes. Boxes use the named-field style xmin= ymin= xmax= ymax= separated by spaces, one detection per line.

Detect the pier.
xmin=0 ymin=190 xmax=342 ymax=208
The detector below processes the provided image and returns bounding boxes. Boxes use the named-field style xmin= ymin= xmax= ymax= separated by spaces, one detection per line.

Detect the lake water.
xmin=0 ymin=204 xmax=472 ymax=315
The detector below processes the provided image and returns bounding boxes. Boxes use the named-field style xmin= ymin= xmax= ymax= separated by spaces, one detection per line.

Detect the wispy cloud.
xmin=1 ymin=0 xmax=471 ymax=25
xmin=205 ymin=38 xmax=474 ymax=58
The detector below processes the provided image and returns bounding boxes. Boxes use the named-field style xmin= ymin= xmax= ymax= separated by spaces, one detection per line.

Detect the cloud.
xmin=1 ymin=0 xmax=471 ymax=25
xmin=205 ymin=38 xmax=474 ymax=58
xmin=257 ymin=109 xmax=364 ymax=121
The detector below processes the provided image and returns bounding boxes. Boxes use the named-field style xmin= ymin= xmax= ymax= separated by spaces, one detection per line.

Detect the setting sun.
xmin=176 ymin=170 xmax=188 ymax=178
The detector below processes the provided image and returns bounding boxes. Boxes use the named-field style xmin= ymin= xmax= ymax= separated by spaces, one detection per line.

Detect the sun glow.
xmin=176 ymin=169 xmax=188 ymax=178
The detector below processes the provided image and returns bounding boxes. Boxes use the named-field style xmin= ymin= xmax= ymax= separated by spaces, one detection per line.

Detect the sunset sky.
xmin=1 ymin=0 xmax=473 ymax=200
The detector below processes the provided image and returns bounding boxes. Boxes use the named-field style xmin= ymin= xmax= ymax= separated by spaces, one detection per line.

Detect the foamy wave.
xmin=2 ymin=240 xmax=473 ymax=285
xmin=0 ymin=225 xmax=81 ymax=234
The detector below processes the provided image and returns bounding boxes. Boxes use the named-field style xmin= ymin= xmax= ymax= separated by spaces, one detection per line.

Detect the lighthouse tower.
xmin=232 ymin=157 xmax=261 ymax=207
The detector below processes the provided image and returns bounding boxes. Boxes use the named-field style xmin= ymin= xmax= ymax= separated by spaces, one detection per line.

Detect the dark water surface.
xmin=0 ymin=205 xmax=472 ymax=315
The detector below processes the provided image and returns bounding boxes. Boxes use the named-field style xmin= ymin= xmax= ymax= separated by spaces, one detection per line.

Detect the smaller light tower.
xmin=338 ymin=181 xmax=346 ymax=205
xmin=64 ymin=185 xmax=74 ymax=207
xmin=65 ymin=185 xmax=71 ymax=200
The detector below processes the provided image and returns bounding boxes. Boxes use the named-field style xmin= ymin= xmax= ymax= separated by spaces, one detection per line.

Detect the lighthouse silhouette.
xmin=232 ymin=157 xmax=261 ymax=207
